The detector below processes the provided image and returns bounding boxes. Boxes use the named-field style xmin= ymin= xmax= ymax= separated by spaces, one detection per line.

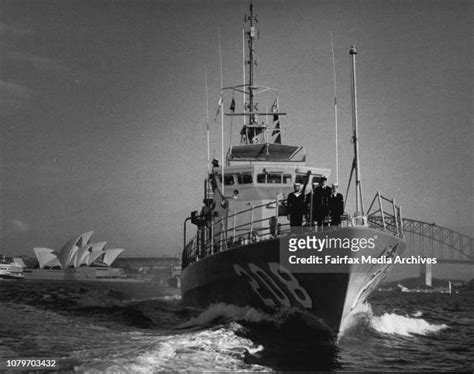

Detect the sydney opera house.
xmin=33 ymin=231 xmax=123 ymax=269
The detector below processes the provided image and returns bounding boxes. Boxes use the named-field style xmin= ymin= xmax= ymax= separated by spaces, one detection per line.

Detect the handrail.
xmin=377 ymin=191 xmax=386 ymax=230
xmin=367 ymin=190 xmax=404 ymax=238
xmin=182 ymin=191 xmax=404 ymax=268
xmin=210 ymin=199 xmax=278 ymax=229
xmin=392 ymin=197 xmax=399 ymax=235
xmin=250 ymin=204 xmax=254 ymax=233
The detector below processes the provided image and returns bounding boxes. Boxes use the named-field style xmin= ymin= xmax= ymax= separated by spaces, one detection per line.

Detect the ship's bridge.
xmin=216 ymin=164 xmax=331 ymax=195
xmin=202 ymin=161 xmax=331 ymax=260
xmin=218 ymin=143 xmax=330 ymax=202
xmin=212 ymin=161 xmax=331 ymax=234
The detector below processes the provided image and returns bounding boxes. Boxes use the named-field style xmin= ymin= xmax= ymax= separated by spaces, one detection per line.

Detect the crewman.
xmin=329 ymin=183 xmax=344 ymax=226
xmin=306 ymin=182 xmax=318 ymax=225
xmin=313 ymin=176 xmax=331 ymax=227
xmin=211 ymin=159 xmax=220 ymax=174
xmin=287 ymin=183 xmax=306 ymax=233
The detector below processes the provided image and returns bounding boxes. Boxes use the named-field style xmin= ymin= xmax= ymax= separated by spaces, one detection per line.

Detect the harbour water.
xmin=0 ymin=280 xmax=472 ymax=372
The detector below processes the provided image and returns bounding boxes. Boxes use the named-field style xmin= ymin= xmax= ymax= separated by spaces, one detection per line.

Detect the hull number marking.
xmin=233 ymin=262 xmax=313 ymax=309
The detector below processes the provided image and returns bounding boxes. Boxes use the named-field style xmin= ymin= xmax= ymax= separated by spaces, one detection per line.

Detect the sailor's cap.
xmin=294 ymin=182 xmax=301 ymax=186
xmin=332 ymin=183 xmax=338 ymax=187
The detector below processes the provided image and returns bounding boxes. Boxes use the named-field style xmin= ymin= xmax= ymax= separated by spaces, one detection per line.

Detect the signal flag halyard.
xmin=271 ymin=98 xmax=281 ymax=144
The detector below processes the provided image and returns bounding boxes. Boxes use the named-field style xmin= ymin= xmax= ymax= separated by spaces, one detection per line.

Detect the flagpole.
xmin=218 ymin=28 xmax=224 ymax=92
xmin=330 ymin=32 xmax=339 ymax=186
xmin=221 ymin=100 xmax=225 ymax=196
xmin=205 ymin=65 xmax=210 ymax=174
xmin=218 ymin=27 xmax=225 ymax=196
xmin=229 ymin=108 xmax=233 ymax=150
xmin=350 ymin=45 xmax=363 ymax=215
xmin=242 ymin=28 xmax=246 ymax=127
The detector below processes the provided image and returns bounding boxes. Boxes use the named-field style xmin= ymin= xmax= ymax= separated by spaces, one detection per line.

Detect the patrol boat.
xmin=181 ymin=3 xmax=405 ymax=335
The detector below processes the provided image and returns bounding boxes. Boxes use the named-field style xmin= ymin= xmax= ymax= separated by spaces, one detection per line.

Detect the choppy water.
xmin=0 ymin=280 xmax=472 ymax=372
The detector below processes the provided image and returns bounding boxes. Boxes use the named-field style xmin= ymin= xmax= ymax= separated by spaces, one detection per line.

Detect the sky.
xmin=1 ymin=0 xmax=472 ymax=278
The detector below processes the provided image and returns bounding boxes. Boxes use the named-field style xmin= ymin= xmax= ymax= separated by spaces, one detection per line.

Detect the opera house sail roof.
xmin=33 ymin=232 xmax=124 ymax=269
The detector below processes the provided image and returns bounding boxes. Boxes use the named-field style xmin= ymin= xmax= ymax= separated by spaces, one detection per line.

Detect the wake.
xmin=342 ymin=302 xmax=448 ymax=337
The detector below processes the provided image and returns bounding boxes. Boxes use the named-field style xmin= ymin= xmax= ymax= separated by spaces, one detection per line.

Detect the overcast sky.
xmin=1 ymin=0 xmax=472 ymax=275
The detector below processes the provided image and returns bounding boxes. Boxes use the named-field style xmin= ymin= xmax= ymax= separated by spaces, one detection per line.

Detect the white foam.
xmin=83 ymin=325 xmax=268 ymax=373
xmin=370 ymin=312 xmax=448 ymax=337
xmin=339 ymin=303 xmax=447 ymax=338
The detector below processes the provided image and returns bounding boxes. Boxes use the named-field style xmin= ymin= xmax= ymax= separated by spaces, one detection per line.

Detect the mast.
xmin=239 ymin=1 xmax=264 ymax=144
xmin=246 ymin=2 xmax=258 ymax=126
xmin=350 ymin=45 xmax=364 ymax=215
xmin=223 ymin=2 xmax=287 ymax=147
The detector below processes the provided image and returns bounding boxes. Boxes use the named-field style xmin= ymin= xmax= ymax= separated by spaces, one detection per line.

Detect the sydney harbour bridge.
xmin=367 ymin=192 xmax=473 ymax=285
xmin=402 ymin=218 xmax=473 ymax=285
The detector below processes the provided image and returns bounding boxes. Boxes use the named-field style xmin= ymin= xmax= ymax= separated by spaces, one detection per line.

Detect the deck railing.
xmin=183 ymin=191 xmax=403 ymax=268
xmin=366 ymin=191 xmax=404 ymax=238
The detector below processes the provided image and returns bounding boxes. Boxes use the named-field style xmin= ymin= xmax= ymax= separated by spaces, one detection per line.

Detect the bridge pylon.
xmin=420 ymin=261 xmax=433 ymax=287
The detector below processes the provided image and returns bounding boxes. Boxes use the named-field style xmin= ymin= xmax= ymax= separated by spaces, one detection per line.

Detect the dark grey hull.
xmin=181 ymin=227 xmax=405 ymax=333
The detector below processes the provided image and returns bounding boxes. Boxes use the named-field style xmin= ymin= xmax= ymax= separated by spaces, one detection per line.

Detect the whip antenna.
xmin=330 ymin=32 xmax=339 ymax=186
xmin=242 ymin=28 xmax=246 ymax=127
xmin=205 ymin=65 xmax=210 ymax=174
xmin=350 ymin=45 xmax=364 ymax=215
xmin=218 ymin=27 xmax=225 ymax=196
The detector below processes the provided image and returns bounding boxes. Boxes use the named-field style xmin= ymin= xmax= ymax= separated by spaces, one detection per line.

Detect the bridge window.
xmin=238 ymin=174 xmax=253 ymax=184
xmin=295 ymin=174 xmax=324 ymax=185
xmin=218 ymin=175 xmax=235 ymax=185
xmin=268 ymin=174 xmax=281 ymax=183
xmin=224 ymin=175 xmax=235 ymax=185
xmin=257 ymin=173 xmax=292 ymax=184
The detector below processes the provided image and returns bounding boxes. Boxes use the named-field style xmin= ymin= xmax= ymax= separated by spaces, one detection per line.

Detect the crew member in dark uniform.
xmin=313 ymin=176 xmax=331 ymax=227
xmin=329 ymin=183 xmax=344 ymax=227
xmin=306 ymin=182 xmax=317 ymax=225
xmin=211 ymin=159 xmax=219 ymax=173
xmin=287 ymin=183 xmax=306 ymax=233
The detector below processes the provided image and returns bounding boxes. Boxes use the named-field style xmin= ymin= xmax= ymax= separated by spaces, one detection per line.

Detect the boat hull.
xmin=181 ymin=226 xmax=405 ymax=333
xmin=0 ymin=264 xmax=24 ymax=280
xmin=0 ymin=273 xmax=24 ymax=280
